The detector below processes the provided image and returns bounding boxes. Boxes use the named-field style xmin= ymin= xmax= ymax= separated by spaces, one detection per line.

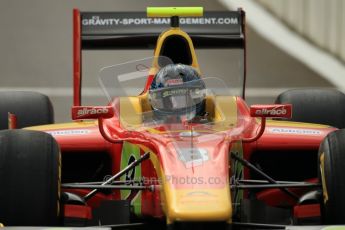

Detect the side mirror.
xmin=71 ymin=106 xmax=114 ymax=120
xmin=250 ymin=104 xmax=292 ymax=119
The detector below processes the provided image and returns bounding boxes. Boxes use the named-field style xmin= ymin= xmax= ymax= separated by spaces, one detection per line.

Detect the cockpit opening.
xmin=159 ymin=35 xmax=192 ymax=65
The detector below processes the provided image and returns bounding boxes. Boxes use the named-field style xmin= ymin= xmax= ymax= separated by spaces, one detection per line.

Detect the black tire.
xmin=0 ymin=130 xmax=61 ymax=226
xmin=318 ymin=129 xmax=345 ymax=224
xmin=0 ymin=91 xmax=54 ymax=130
xmin=275 ymin=89 xmax=345 ymax=128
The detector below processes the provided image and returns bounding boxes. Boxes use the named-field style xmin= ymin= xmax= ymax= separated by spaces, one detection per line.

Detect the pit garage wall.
xmin=257 ymin=0 xmax=345 ymax=63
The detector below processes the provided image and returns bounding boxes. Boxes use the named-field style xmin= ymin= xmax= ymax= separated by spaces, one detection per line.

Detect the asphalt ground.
xmin=0 ymin=0 xmax=333 ymax=122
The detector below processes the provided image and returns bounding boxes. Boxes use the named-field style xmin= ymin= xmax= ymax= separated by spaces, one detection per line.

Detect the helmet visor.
xmin=149 ymin=81 xmax=206 ymax=111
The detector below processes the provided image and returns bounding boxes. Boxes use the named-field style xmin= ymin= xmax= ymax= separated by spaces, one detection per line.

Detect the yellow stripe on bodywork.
xmin=120 ymin=97 xmax=143 ymax=128
xmin=266 ymin=120 xmax=331 ymax=129
xmin=162 ymin=180 xmax=231 ymax=224
xmin=24 ymin=121 xmax=97 ymax=131
xmin=119 ymin=95 xmax=155 ymax=130
xmin=153 ymin=28 xmax=200 ymax=70
xmin=210 ymin=96 xmax=238 ymax=132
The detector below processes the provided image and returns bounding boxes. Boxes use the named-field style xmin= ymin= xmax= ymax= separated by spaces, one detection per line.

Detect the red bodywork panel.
xmin=39 ymin=97 xmax=336 ymax=221
xmin=64 ymin=204 xmax=92 ymax=220
xmin=294 ymin=204 xmax=321 ymax=219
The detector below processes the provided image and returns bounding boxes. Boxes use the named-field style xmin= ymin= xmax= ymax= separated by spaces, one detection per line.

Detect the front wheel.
xmin=0 ymin=130 xmax=61 ymax=226
xmin=318 ymin=129 xmax=345 ymax=224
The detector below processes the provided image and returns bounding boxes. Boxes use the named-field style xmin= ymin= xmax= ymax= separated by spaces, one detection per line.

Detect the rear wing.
xmin=73 ymin=9 xmax=246 ymax=106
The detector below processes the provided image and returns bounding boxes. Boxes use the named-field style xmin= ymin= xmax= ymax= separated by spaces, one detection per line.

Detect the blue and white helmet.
xmin=149 ymin=64 xmax=206 ymax=121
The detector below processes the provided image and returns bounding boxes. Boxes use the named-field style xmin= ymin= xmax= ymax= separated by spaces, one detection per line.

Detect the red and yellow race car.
xmin=1 ymin=7 xmax=345 ymax=229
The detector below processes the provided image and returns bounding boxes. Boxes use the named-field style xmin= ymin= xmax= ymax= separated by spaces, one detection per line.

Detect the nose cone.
xmin=165 ymin=185 xmax=232 ymax=223
xmin=157 ymin=135 xmax=233 ymax=224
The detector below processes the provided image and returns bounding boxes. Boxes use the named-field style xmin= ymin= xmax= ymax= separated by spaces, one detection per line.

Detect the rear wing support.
xmin=73 ymin=9 xmax=82 ymax=107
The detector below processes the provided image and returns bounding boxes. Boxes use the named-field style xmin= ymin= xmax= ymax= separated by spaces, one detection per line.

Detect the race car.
xmin=1 ymin=6 xmax=345 ymax=229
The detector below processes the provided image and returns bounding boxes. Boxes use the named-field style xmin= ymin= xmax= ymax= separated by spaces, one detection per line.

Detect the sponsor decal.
xmin=250 ymin=104 xmax=292 ymax=118
xmin=268 ymin=128 xmax=322 ymax=135
xmin=162 ymin=88 xmax=188 ymax=98
xmin=82 ymin=16 xmax=238 ymax=26
xmin=72 ymin=106 xmax=114 ymax=120
xmin=180 ymin=17 xmax=238 ymax=25
xmin=166 ymin=78 xmax=183 ymax=86
xmin=77 ymin=107 xmax=109 ymax=118
xmin=47 ymin=129 xmax=90 ymax=136
xmin=255 ymin=107 xmax=287 ymax=116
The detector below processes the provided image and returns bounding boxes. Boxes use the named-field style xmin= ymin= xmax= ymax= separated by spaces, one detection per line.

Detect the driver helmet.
xmin=148 ymin=64 xmax=206 ymax=121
